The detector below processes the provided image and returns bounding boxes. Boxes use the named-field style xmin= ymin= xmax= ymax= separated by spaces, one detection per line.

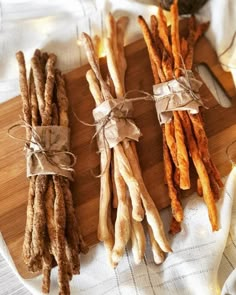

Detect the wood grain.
xmin=0 ymin=35 xmax=236 ymax=279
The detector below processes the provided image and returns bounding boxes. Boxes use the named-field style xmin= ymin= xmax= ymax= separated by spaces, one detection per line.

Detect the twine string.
xmin=8 ymin=120 xmax=77 ymax=174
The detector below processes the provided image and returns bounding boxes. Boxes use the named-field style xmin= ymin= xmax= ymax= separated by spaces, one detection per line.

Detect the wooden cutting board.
xmin=0 ymin=34 xmax=236 ymax=279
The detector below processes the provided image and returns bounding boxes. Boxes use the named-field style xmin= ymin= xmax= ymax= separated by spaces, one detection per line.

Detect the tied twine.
xmin=73 ymin=92 xmax=153 ymax=178
xmin=8 ymin=120 xmax=77 ymax=181
xmin=153 ymin=64 xmax=205 ymax=124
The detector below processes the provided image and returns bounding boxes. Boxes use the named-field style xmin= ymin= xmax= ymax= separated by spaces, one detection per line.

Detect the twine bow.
xmin=8 ymin=120 xmax=76 ymax=180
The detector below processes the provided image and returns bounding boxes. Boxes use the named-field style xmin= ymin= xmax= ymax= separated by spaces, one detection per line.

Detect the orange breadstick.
xmin=178 ymin=111 xmax=218 ymax=231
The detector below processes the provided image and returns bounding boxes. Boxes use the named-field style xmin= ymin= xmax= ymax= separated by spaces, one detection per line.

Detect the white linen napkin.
xmin=0 ymin=0 xmax=236 ymax=294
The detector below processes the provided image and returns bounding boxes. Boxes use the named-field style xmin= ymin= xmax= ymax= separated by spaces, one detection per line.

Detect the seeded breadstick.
xmin=29 ymin=70 xmax=39 ymax=126
xmin=42 ymin=239 xmax=53 ymax=294
xmin=63 ymin=178 xmax=80 ymax=274
xmin=53 ymin=175 xmax=70 ymax=294
xmin=31 ymin=56 xmax=46 ymax=118
xmin=43 ymin=54 xmax=57 ymax=125
xmin=45 ymin=179 xmax=57 ymax=257
xmin=22 ymin=177 xmax=35 ymax=267
xmin=31 ymin=175 xmax=48 ymax=264
xmin=16 ymin=51 xmax=31 ymax=139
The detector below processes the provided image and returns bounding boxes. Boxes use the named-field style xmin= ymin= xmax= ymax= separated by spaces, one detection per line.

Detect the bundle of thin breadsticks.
xmin=16 ymin=50 xmax=88 ymax=294
xmin=81 ymin=14 xmax=172 ymax=267
xmin=138 ymin=0 xmax=223 ymax=233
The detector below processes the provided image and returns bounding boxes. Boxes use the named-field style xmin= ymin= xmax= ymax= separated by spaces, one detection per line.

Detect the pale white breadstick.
xmin=111 ymin=152 xmax=131 ymax=267
xmin=86 ymin=70 xmax=103 ymax=105
xmin=106 ymin=13 xmax=119 ymax=64
xmin=114 ymin=144 xmax=144 ymax=221
xmin=116 ymin=16 xmax=129 ymax=92
xmin=123 ymin=141 xmax=171 ymax=253
xmin=128 ymin=199 xmax=146 ymax=264
xmin=147 ymin=223 xmax=165 ymax=264
xmin=105 ymin=24 xmax=144 ymax=222
xmin=104 ymin=37 xmax=123 ymax=98
xmin=86 ymin=69 xmax=114 ymax=261
xmin=106 ymin=14 xmax=171 ymax=253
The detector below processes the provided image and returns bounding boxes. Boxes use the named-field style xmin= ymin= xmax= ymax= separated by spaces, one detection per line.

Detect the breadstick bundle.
xmin=138 ymin=0 xmax=223 ymax=233
xmin=82 ymin=13 xmax=171 ymax=267
xmin=16 ymin=50 xmax=88 ymax=294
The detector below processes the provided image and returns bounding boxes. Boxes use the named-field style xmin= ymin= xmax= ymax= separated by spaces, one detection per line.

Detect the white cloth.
xmin=0 ymin=0 xmax=236 ymax=294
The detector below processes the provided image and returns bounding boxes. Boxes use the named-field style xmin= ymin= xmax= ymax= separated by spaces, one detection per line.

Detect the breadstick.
xmin=158 ymin=6 xmax=172 ymax=58
xmin=63 ymin=178 xmax=80 ymax=274
xmin=170 ymin=0 xmax=181 ymax=77
xmin=31 ymin=55 xmax=45 ymax=118
xmin=86 ymin=70 xmax=103 ymax=105
xmin=178 ymin=111 xmax=218 ymax=231
xmin=162 ymin=49 xmax=173 ymax=81
xmin=138 ymin=15 xmax=166 ymax=82
xmin=28 ymin=70 xmax=39 ymax=127
xmin=169 ymin=217 xmax=181 ymax=235
xmin=114 ymin=144 xmax=144 ymax=221
xmin=31 ymin=175 xmax=48 ymax=264
xmin=111 ymin=152 xmax=130 ymax=267
xmin=22 ymin=177 xmax=35 ymax=266
xmin=147 ymin=223 xmax=165 ymax=264
xmin=104 ymin=38 xmax=123 ymax=98
xmin=111 ymin=156 xmax=118 ymax=209
xmin=162 ymin=127 xmax=183 ymax=223
xmin=164 ymin=121 xmax=178 ymax=167
xmin=180 ymin=37 xmax=188 ymax=61
xmin=81 ymin=32 xmax=111 ymax=101
xmin=108 ymin=19 xmax=170 ymax=252
xmin=197 ymin=178 xmax=203 ymax=197
xmin=43 ymin=54 xmax=57 ymax=125
xmin=45 ymin=178 xmax=57 ymax=257
xmin=85 ymin=67 xmax=114 ymax=258
xmin=129 ymin=199 xmax=146 ymax=264
xmin=53 ymin=175 xmax=70 ymax=295
xmin=189 ymin=113 xmax=223 ymax=188
xmin=123 ymin=140 xmax=171 ymax=252
xmin=104 ymin=31 xmax=144 ymax=222
xmin=42 ymin=239 xmax=53 ymax=294
xmin=16 ymin=51 xmax=31 ymax=139
xmin=117 ymin=16 xmax=129 ymax=90
xmin=174 ymin=111 xmax=190 ymax=189
xmin=185 ymin=16 xmax=195 ymax=70
xmin=150 ymin=15 xmax=161 ymax=84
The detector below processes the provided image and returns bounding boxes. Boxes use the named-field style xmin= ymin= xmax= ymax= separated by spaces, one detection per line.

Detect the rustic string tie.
xmin=172 ymin=55 xmax=205 ymax=108
xmin=8 ymin=120 xmax=77 ymax=178
xmin=73 ymin=91 xmax=153 ymax=177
